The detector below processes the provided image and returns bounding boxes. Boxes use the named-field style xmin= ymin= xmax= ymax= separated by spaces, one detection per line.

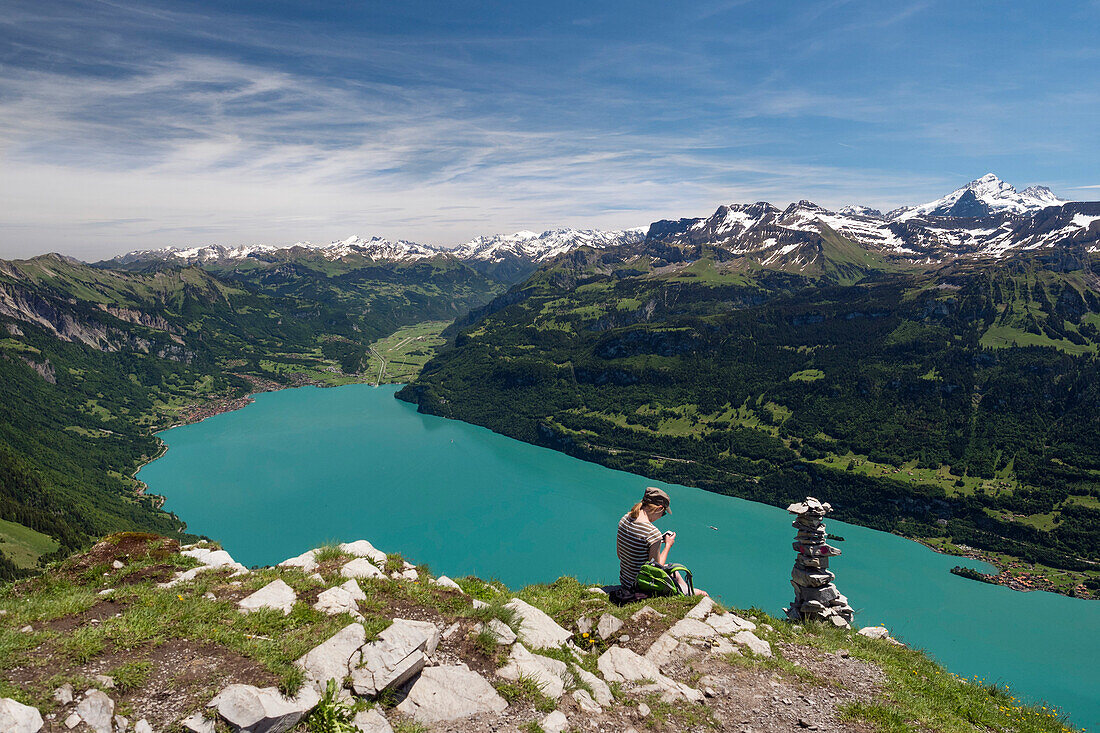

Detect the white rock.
xmin=644 ymin=632 xmax=702 ymax=668
xmin=308 ymin=573 xmax=325 ymax=583
xmin=114 ymin=714 xmax=129 ymax=731
xmin=666 ymin=617 xmax=717 ymax=640
xmin=729 ymin=613 xmax=756 ymax=631
xmin=587 ymin=587 xmax=607 ymax=595
xmin=351 ymin=707 xmax=393 ymax=733
xmin=162 ymin=548 xmax=248 ymax=587
xmin=858 ymin=626 xmax=890 ymax=640
xmin=0 ymin=698 xmax=44 ymax=733
xmin=180 ymin=712 xmax=214 ymax=733
xmin=573 ymin=667 xmax=613 ymax=707
xmin=732 ymin=630 xmax=772 ymax=658
xmin=53 ymin=683 xmax=74 ymax=705
xmin=475 ymin=618 xmax=516 ymax=645
xmin=442 ymin=622 xmax=461 ymax=640
xmin=707 ymin=636 xmax=737 ymax=655
xmin=238 ymin=580 xmax=297 ymax=615
xmin=540 ymin=710 xmax=568 ymax=733
xmin=133 ymin=721 xmax=153 ymax=733
xmin=471 ymin=598 xmax=489 ymax=610
xmin=181 ymin=548 xmax=248 ymax=573
xmin=339 ymin=540 xmax=387 ymax=566
xmin=93 ymin=674 xmax=115 ymax=689
xmin=97 ymin=589 xmax=114 ymax=597
xmin=684 ymin=595 xmax=714 ymax=620
xmin=341 ymin=558 xmax=385 ymax=580
xmin=572 ymin=688 xmax=602 ymax=714
xmin=705 ymin=613 xmax=753 ymax=635
xmin=504 ymin=598 xmax=571 ymax=649
xmin=596 ymin=613 xmax=623 ymax=640
xmin=496 ymin=643 xmax=568 ymax=699
xmin=111 ymin=560 xmax=124 ymax=570
xmin=208 ymin=684 xmax=320 ymax=733
xmin=296 ymin=623 xmax=367 ymax=692
xmin=64 ymin=713 xmax=81 ymax=729
xmin=397 ymin=568 xmax=419 ymax=582
xmin=278 ymin=549 xmax=318 ymax=574
xmin=75 ymin=690 xmax=114 ymax=733
xmin=314 ymin=585 xmax=364 ymax=620
xmin=350 ymin=619 xmax=441 ymax=697
xmin=395 ymin=666 xmax=508 ymax=723
xmin=576 ymin=616 xmax=593 ymax=635
xmin=430 ymin=575 xmax=463 ymax=592
xmin=596 ymin=646 xmax=702 ymax=703
xmin=638 ymin=702 xmax=651 ymax=717
xmin=203 ymin=592 xmax=217 ymax=600
xmin=19 ymin=625 xmax=33 ymax=633
xmin=630 ymin=605 xmax=665 ymax=622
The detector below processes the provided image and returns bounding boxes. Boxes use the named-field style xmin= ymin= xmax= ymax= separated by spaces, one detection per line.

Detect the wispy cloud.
xmin=0 ymin=0 xmax=1096 ymax=258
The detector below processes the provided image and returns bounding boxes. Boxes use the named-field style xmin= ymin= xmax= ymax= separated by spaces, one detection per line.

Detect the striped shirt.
xmin=617 ymin=514 xmax=662 ymax=589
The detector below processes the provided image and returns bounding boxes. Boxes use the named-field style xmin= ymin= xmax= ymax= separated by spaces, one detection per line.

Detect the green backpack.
xmin=634 ymin=561 xmax=694 ymax=597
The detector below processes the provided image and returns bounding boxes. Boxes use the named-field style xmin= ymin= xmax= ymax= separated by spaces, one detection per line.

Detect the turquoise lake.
xmin=138 ymin=384 xmax=1097 ymax=730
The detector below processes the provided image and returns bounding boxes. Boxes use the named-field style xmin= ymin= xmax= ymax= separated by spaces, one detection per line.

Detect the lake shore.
xmin=137 ymin=383 xmax=1100 ymax=729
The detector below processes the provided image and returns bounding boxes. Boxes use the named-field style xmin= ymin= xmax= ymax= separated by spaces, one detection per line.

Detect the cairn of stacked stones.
xmin=785 ymin=496 xmax=854 ymax=628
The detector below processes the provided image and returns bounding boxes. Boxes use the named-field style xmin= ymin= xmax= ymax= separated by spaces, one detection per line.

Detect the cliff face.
xmin=0 ymin=534 xmax=1079 ymax=733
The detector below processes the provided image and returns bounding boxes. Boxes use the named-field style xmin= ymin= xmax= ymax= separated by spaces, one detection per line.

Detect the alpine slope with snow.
xmin=452 ymin=227 xmax=647 ymax=264
xmin=103 ymin=175 xmax=1097 ymax=277
xmin=891 ymin=173 xmax=1066 ymax=220
xmin=645 ymin=175 xmax=1097 ymax=270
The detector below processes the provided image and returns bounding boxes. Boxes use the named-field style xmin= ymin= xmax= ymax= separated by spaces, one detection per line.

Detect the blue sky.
xmin=1 ymin=0 xmax=1098 ymax=258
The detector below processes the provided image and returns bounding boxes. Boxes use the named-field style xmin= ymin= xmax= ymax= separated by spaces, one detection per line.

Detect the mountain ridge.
xmin=101 ymin=175 xmax=1095 ymax=283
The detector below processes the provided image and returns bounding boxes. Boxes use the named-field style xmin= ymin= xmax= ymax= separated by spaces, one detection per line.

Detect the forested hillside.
xmin=400 ymin=246 xmax=1100 ymax=594
xmin=0 ymin=254 xmax=504 ymax=578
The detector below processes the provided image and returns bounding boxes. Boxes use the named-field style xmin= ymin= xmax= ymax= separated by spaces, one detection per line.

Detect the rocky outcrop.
xmin=504 ymin=597 xmax=572 ymax=648
xmin=207 ymin=684 xmax=320 ymax=733
xmin=238 ymin=579 xmax=297 ymax=615
xmin=497 ymin=643 xmax=570 ymax=699
xmin=349 ymin=619 xmax=440 ymax=697
xmin=5 ymin=534 xmax=939 ymax=733
xmin=314 ymin=579 xmax=366 ymax=619
xmin=395 ymin=665 xmax=508 ymax=723
xmin=0 ymin=698 xmax=43 ymax=733
xmin=597 ymin=646 xmax=703 ymax=703
xmin=341 ymin=557 xmax=385 ymax=580
xmin=161 ymin=545 xmax=250 ymax=587
xmin=296 ymin=622 xmax=366 ymax=693
xmin=74 ymin=689 xmax=114 ymax=733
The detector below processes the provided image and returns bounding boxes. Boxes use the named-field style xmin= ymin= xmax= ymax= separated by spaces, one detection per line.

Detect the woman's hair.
xmin=629 ymin=501 xmax=664 ymax=520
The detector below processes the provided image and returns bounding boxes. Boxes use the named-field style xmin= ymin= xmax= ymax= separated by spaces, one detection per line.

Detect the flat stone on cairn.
xmin=785 ymin=496 xmax=854 ymax=628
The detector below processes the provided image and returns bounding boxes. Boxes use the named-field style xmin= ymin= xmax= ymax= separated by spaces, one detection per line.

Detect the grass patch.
xmin=494 ymin=674 xmax=556 ymax=712
xmin=109 ymin=659 xmax=152 ymax=692
xmin=766 ymin=619 xmax=1078 ymax=733
xmin=640 ymin=691 xmax=719 ymax=729
xmin=0 ymin=518 xmax=60 ymax=568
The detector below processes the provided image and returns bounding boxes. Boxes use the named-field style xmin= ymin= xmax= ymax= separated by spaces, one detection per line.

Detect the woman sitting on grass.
xmin=616 ymin=486 xmax=707 ymax=597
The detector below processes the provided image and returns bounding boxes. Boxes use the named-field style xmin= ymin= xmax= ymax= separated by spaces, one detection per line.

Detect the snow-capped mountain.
xmin=300 ymin=235 xmax=441 ymax=261
xmin=107 ymin=236 xmax=445 ymax=267
xmin=644 ymin=177 xmax=1097 ymax=272
xmin=102 ymin=175 xmax=1093 ymax=279
xmin=452 ymin=227 xmax=647 ymax=263
xmin=894 ymin=173 xmax=1066 ymax=220
xmin=104 ymin=227 xmax=648 ymax=283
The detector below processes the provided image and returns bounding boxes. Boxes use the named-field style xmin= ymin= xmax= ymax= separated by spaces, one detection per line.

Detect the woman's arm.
xmin=649 ymin=531 xmax=674 ymax=565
